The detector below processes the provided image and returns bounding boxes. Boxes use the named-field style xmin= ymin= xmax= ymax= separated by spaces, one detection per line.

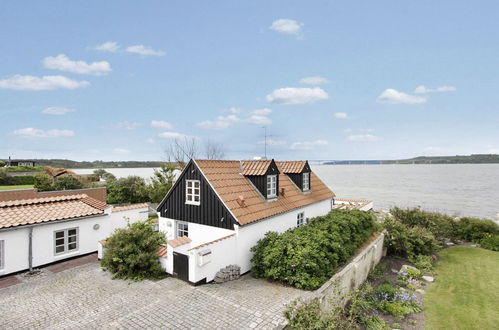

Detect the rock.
xmin=213 ymin=265 xmax=241 ymax=283
xmin=400 ymin=265 xmax=418 ymax=273
xmin=416 ymin=289 xmax=425 ymax=294
xmin=446 ymin=242 xmax=455 ymax=246
xmin=391 ymin=268 xmax=399 ymax=274
xmin=470 ymin=244 xmax=477 ymax=248
xmin=422 ymin=275 xmax=434 ymax=283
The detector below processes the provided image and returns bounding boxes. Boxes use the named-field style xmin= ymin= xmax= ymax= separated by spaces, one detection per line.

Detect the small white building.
xmin=156 ymin=159 xmax=337 ymax=284
xmin=0 ymin=194 xmax=148 ymax=276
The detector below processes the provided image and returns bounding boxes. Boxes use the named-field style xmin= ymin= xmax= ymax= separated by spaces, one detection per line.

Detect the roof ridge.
xmin=0 ymin=194 xmax=88 ymax=208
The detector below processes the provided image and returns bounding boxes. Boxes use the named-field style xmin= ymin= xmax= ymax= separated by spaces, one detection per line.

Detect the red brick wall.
xmin=0 ymin=187 xmax=107 ymax=202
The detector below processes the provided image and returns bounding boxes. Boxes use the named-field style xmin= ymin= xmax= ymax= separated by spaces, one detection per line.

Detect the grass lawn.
xmin=0 ymin=185 xmax=34 ymax=191
xmin=425 ymin=246 xmax=499 ymax=330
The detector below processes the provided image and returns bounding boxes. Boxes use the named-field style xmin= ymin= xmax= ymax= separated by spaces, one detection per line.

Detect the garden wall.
xmin=311 ymin=232 xmax=385 ymax=311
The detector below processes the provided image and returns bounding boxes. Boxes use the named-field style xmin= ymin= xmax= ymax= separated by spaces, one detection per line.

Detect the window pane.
xmin=187 ymin=188 xmax=192 ymax=194
xmin=56 ymin=246 xmax=65 ymax=253
xmin=68 ymin=236 xmax=77 ymax=243
xmin=187 ymin=195 xmax=192 ymax=201
xmin=55 ymin=238 xmax=65 ymax=246
xmin=194 ymin=181 xmax=200 ymax=188
xmin=55 ymin=231 xmax=64 ymax=239
xmin=68 ymin=229 xmax=77 ymax=236
xmin=68 ymin=243 xmax=77 ymax=250
xmin=194 ymin=195 xmax=200 ymax=202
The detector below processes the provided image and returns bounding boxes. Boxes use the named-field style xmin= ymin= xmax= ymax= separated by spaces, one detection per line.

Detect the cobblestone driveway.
xmin=0 ymin=261 xmax=307 ymax=329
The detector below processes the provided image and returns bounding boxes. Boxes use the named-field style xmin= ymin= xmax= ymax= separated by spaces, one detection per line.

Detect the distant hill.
xmin=383 ymin=154 xmax=499 ymax=164
xmin=1 ymin=159 xmax=166 ymax=169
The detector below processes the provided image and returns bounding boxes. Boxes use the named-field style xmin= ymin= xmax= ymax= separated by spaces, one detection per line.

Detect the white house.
xmin=0 ymin=194 xmax=148 ymax=276
xmin=156 ymin=159 xmax=336 ymax=284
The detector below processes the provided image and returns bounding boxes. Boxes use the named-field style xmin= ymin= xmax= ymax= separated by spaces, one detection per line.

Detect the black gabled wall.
xmin=287 ymin=161 xmax=312 ymax=191
xmin=246 ymin=159 xmax=280 ymax=199
xmin=157 ymin=161 xmax=237 ymax=230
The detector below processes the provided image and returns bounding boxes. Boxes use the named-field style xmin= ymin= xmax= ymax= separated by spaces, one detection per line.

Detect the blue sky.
xmin=1 ymin=1 xmax=498 ymax=161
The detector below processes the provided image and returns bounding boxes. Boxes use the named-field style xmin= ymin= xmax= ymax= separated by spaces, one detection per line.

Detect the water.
xmin=72 ymin=164 xmax=499 ymax=220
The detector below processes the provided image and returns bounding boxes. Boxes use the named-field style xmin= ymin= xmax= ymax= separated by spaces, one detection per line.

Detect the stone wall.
xmin=310 ymin=232 xmax=385 ymax=311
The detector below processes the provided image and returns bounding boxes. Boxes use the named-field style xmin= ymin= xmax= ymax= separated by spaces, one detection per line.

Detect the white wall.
xmin=158 ymin=216 xmax=233 ymax=245
xmin=0 ymin=228 xmax=30 ymax=276
xmin=236 ymin=199 xmax=332 ymax=274
xmin=188 ymin=234 xmax=237 ymax=283
xmin=109 ymin=208 xmax=149 ymax=234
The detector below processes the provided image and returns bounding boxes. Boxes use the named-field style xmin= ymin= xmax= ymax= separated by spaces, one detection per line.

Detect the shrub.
xmin=106 ymin=176 xmax=150 ymax=204
xmin=33 ymin=173 xmax=54 ymax=191
xmin=454 ymin=217 xmax=499 ymax=243
xmin=390 ymin=207 xmax=457 ymax=241
xmin=100 ymin=221 xmax=166 ymax=281
xmin=53 ymin=176 xmax=84 ymax=190
xmin=251 ymin=210 xmax=378 ymax=290
xmin=0 ymin=172 xmax=35 ymax=185
xmin=383 ymin=217 xmax=438 ymax=258
xmin=409 ymin=254 xmax=434 ymax=274
xmin=479 ymin=234 xmax=499 ymax=251
xmin=284 ymin=299 xmax=340 ymax=330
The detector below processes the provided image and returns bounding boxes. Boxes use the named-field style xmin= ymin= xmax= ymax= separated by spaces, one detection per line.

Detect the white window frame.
xmin=186 ymin=180 xmax=201 ymax=205
xmin=0 ymin=240 xmax=4 ymax=270
xmin=297 ymin=212 xmax=305 ymax=227
xmin=177 ymin=222 xmax=189 ymax=237
xmin=267 ymin=175 xmax=277 ymax=198
xmin=302 ymin=172 xmax=310 ymax=191
xmin=54 ymin=228 xmax=79 ymax=255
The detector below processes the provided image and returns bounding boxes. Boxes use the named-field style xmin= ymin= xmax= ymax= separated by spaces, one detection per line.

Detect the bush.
xmin=106 ymin=176 xmax=150 ymax=204
xmin=409 ymin=254 xmax=434 ymax=274
xmin=53 ymin=176 xmax=84 ymax=190
xmin=33 ymin=173 xmax=54 ymax=191
xmin=390 ymin=207 xmax=456 ymax=241
xmin=100 ymin=221 xmax=166 ymax=280
xmin=0 ymin=172 xmax=35 ymax=185
xmin=251 ymin=210 xmax=378 ymax=290
xmin=454 ymin=217 xmax=499 ymax=243
xmin=479 ymin=234 xmax=499 ymax=251
xmin=383 ymin=217 xmax=438 ymax=258
xmin=284 ymin=299 xmax=340 ymax=330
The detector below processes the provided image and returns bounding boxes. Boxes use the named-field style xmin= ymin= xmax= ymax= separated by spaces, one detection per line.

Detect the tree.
xmin=93 ymin=169 xmax=116 ymax=181
xmin=204 ymin=140 xmax=225 ymax=159
xmin=53 ymin=176 xmax=84 ymax=190
xmin=33 ymin=173 xmax=54 ymax=191
xmin=100 ymin=221 xmax=166 ymax=280
xmin=148 ymin=163 xmax=176 ymax=203
xmin=107 ymin=175 xmax=149 ymax=204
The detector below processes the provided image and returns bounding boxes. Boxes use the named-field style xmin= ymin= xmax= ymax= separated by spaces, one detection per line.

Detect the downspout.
xmin=28 ymin=227 xmax=33 ymax=272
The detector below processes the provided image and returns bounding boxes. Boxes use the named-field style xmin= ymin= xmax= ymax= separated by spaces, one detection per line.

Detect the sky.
xmin=1 ymin=1 xmax=499 ymax=161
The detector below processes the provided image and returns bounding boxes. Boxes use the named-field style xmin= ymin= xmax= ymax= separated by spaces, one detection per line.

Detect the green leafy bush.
xmin=370 ymin=281 xmax=421 ymax=320
xmin=0 ymin=172 xmax=35 ymax=185
xmin=100 ymin=221 xmax=166 ymax=281
xmin=33 ymin=173 xmax=54 ymax=191
xmin=479 ymin=234 xmax=499 ymax=251
xmin=383 ymin=217 xmax=438 ymax=258
xmin=390 ymin=207 xmax=457 ymax=241
xmin=106 ymin=176 xmax=150 ymax=204
xmin=454 ymin=217 xmax=499 ymax=242
xmin=409 ymin=254 xmax=434 ymax=274
xmin=284 ymin=299 xmax=340 ymax=330
xmin=251 ymin=210 xmax=378 ymax=290
xmin=53 ymin=176 xmax=84 ymax=190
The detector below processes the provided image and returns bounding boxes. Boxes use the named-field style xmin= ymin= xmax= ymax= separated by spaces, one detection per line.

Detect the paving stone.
xmin=0 ymin=261 xmax=308 ymax=329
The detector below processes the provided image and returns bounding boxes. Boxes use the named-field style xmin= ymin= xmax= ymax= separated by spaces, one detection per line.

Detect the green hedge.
xmin=0 ymin=173 xmax=35 ymax=185
xmin=250 ymin=209 xmax=378 ymax=290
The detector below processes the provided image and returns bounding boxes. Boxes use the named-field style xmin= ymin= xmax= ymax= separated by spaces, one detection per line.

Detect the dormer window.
xmin=266 ymin=175 xmax=277 ymax=198
xmin=302 ymin=172 xmax=310 ymax=191
xmin=186 ymin=180 xmax=200 ymax=205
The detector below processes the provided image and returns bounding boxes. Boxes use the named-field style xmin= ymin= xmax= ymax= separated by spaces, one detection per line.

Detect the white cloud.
xmin=486 ymin=148 xmax=499 ymax=154
xmin=158 ymin=131 xmax=191 ymax=139
xmin=147 ymin=138 xmax=155 ymax=144
xmin=334 ymin=112 xmax=348 ymax=119
xmin=197 ymin=115 xmax=240 ymax=130
xmin=115 ymin=121 xmax=142 ymax=130
xmin=246 ymin=115 xmax=272 ymax=125
xmin=377 ymin=88 xmax=426 ymax=104
xmin=300 ymin=76 xmax=329 ymax=85
xmin=95 ymin=41 xmax=120 ymax=52
xmin=13 ymin=128 xmax=75 ymax=138
xmin=151 ymin=120 xmax=172 ymax=129
xmin=414 ymin=85 xmax=457 ymax=94
xmin=126 ymin=45 xmax=166 ymax=56
xmin=290 ymin=140 xmax=328 ymax=150
xmin=226 ymin=107 xmax=243 ymax=114
xmin=250 ymin=108 xmax=272 ymax=116
xmin=0 ymin=75 xmax=89 ymax=91
xmin=258 ymin=139 xmax=287 ymax=146
xmin=266 ymin=87 xmax=329 ymax=105
xmin=112 ymin=148 xmax=130 ymax=154
xmin=346 ymin=134 xmax=380 ymax=142
xmin=41 ymin=107 xmax=76 ymax=115
xmin=42 ymin=54 xmax=111 ymax=75
xmin=270 ymin=19 xmax=302 ymax=35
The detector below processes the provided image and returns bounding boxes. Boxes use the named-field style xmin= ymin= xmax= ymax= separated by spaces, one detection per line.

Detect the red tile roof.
xmin=113 ymin=203 xmax=149 ymax=213
xmin=276 ymin=161 xmax=307 ymax=173
xmin=0 ymin=194 xmax=108 ymax=230
xmin=168 ymin=236 xmax=192 ymax=248
xmin=240 ymin=160 xmax=272 ymax=176
xmin=188 ymin=233 xmax=236 ymax=251
xmin=156 ymin=245 xmax=167 ymax=257
xmin=195 ymin=160 xmax=335 ymax=226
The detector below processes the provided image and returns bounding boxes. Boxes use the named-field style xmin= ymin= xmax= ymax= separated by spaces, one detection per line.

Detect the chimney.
xmin=236 ymin=195 xmax=246 ymax=207
xmin=280 ymin=187 xmax=285 ymax=196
